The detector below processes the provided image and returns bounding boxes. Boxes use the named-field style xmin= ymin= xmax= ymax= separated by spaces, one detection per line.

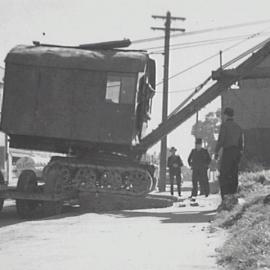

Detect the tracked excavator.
xmin=1 ymin=38 xmax=270 ymax=218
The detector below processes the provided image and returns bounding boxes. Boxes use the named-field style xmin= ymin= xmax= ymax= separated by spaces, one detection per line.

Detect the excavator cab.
xmin=1 ymin=44 xmax=155 ymax=155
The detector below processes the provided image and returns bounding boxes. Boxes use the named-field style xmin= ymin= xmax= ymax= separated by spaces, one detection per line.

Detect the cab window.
xmin=105 ymin=73 xmax=137 ymax=104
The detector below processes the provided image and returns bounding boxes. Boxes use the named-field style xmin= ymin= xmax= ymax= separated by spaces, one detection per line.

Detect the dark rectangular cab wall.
xmin=1 ymin=45 xmax=155 ymax=154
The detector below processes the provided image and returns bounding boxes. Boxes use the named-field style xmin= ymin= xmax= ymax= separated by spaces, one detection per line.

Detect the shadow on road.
xmin=46 ymin=206 xmax=217 ymax=224
xmin=0 ymin=203 xmax=82 ymax=228
xmin=0 ymin=200 xmax=217 ymax=228
xmin=0 ymin=205 xmax=25 ymax=228
xmin=109 ymin=209 xmax=217 ymax=224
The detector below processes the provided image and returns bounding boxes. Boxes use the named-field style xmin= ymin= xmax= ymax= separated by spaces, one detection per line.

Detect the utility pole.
xmin=195 ymin=109 xmax=199 ymax=142
xmin=151 ymin=11 xmax=185 ymax=192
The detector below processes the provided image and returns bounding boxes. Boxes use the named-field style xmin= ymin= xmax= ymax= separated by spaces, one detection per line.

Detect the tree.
xmin=191 ymin=109 xmax=221 ymax=155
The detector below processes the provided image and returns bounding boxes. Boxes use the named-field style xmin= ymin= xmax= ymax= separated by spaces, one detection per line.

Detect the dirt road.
xmin=0 ymin=191 xmax=225 ymax=270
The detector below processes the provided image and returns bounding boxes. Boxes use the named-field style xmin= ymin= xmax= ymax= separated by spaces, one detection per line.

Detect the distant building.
xmin=222 ymin=56 xmax=270 ymax=167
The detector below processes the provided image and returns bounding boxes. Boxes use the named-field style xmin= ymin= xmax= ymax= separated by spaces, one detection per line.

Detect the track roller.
xmin=129 ymin=170 xmax=153 ymax=194
xmin=75 ymin=167 xmax=97 ymax=189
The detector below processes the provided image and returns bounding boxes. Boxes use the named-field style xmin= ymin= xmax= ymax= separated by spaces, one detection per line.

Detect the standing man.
xmin=167 ymin=147 xmax=183 ymax=196
xmin=188 ymin=138 xmax=211 ymax=198
xmin=214 ymin=107 xmax=243 ymax=202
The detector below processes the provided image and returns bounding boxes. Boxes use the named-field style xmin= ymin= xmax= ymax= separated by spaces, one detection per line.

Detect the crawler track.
xmin=43 ymin=156 xmax=154 ymax=198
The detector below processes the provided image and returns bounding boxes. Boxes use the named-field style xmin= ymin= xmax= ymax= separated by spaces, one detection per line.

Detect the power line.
xmin=219 ymin=25 xmax=270 ymax=70
xmin=150 ymin=40 xmax=237 ymax=54
xmin=155 ymin=29 xmax=270 ymax=87
xmin=167 ymin=31 xmax=270 ymax=117
xmin=155 ymin=52 xmax=219 ymax=86
xmin=144 ymin=33 xmax=268 ymax=51
xmin=132 ymin=19 xmax=270 ymax=45
xmin=168 ymin=76 xmax=213 ymax=117
xmin=222 ymin=36 xmax=270 ymax=69
xmin=148 ymin=32 xmax=270 ymax=54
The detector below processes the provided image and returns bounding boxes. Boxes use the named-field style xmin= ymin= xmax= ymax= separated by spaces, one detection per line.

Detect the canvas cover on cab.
xmin=1 ymin=45 xmax=150 ymax=153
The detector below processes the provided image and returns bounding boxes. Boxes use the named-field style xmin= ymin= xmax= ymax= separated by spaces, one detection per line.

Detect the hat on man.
xmin=223 ymin=107 xmax=234 ymax=117
xmin=170 ymin=146 xmax=177 ymax=152
xmin=195 ymin=138 xmax=202 ymax=145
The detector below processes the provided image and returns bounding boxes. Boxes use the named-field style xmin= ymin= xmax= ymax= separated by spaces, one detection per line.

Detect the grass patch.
xmin=212 ymin=170 xmax=270 ymax=270
xmin=238 ymin=170 xmax=270 ymax=196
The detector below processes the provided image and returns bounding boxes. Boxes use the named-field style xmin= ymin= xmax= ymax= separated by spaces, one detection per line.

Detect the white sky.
xmin=1 ymin=0 xmax=270 ymax=162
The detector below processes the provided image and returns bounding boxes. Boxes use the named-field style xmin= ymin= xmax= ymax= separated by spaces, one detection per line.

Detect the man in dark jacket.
xmin=188 ymin=138 xmax=211 ymax=197
xmin=167 ymin=147 xmax=183 ymax=196
xmin=215 ymin=107 xmax=243 ymax=200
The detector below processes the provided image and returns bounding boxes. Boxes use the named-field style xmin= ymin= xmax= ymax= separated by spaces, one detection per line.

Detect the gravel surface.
xmin=0 ymin=186 xmax=225 ymax=270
